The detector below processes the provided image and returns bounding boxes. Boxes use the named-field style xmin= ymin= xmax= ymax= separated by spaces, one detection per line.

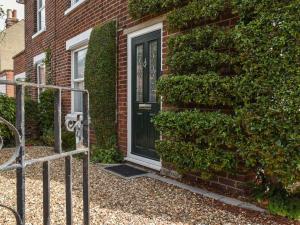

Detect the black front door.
xmin=131 ymin=30 xmax=161 ymax=161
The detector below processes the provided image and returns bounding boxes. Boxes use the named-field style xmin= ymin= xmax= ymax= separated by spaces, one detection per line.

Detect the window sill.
xmin=32 ymin=28 xmax=46 ymax=39
xmin=64 ymin=0 xmax=87 ymax=16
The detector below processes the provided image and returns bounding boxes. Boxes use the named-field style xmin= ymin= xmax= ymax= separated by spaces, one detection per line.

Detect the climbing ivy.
xmin=129 ymin=0 xmax=300 ymax=196
xmin=44 ymin=48 xmax=53 ymax=85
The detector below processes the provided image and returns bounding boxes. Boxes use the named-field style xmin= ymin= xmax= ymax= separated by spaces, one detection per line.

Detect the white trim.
xmin=14 ymin=72 xmax=26 ymax=81
xmin=36 ymin=62 xmax=46 ymax=101
xmin=127 ymin=23 xmax=163 ymax=170
xmin=66 ymin=28 xmax=92 ymax=51
xmin=33 ymin=52 xmax=46 ymax=64
xmin=37 ymin=0 xmax=46 ymax=33
xmin=0 ymin=76 xmax=7 ymax=95
xmin=71 ymin=45 xmax=88 ymax=113
xmin=64 ymin=0 xmax=87 ymax=16
xmin=125 ymin=156 xmax=162 ymax=171
xmin=32 ymin=28 xmax=46 ymax=39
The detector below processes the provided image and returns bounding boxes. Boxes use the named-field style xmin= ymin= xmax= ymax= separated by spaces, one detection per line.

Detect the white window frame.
xmin=33 ymin=52 xmax=46 ymax=100
xmin=64 ymin=0 xmax=87 ymax=16
xmin=0 ymin=76 xmax=7 ymax=95
xmin=14 ymin=72 xmax=26 ymax=82
xmin=71 ymin=45 xmax=88 ymax=113
xmin=36 ymin=62 xmax=46 ymax=100
xmin=37 ymin=0 xmax=46 ymax=32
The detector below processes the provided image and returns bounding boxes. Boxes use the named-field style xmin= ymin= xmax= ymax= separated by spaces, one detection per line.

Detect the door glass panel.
xmin=149 ymin=41 xmax=158 ymax=102
xmin=136 ymin=44 xmax=143 ymax=102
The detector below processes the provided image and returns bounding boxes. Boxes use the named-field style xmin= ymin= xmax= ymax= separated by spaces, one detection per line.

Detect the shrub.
xmin=0 ymin=95 xmax=16 ymax=145
xmin=157 ymin=74 xmax=237 ymax=106
xmin=38 ymin=89 xmax=55 ymax=133
xmin=268 ymin=192 xmax=300 ymax=220
xmin=167 ymin=0 xmax=228 ymax=31
xmin=41 ymin=128 xmax=55 ymax=146
xmin=128 ymin=0 xmax=190 ymax=19
xmin=91 ymin=146 xmax=123 ymax=164
xmin=85 ymin=21 xmax=117 ymax=149
xmin=62 ymin=128 xmax=76 ymax=151
xmin=25 ymin=97 xmax=40 ymax=140
xmin=154 ymin=111 xmax=238 ymax=175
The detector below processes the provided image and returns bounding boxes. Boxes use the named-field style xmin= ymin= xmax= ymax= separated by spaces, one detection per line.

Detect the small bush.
xmin=0 ymin=95 xmax=16 ymax=145
xmin=62 ymin=129 xmax=76 ymax=151
xmin=41 ymin=128 xmax=55 ymax=146
xmin=268 ymin=193 xmax=300 ymax=220
xmin=25 ymin=97 xmax=40 ymax=140
xmin=91 ymin=146 xmax=123 ymax=164
xmin=39 ymin=89 xmax=55 ymax=133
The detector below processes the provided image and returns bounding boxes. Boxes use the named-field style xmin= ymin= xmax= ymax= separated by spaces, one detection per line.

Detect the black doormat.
xmin=104 ymin=164 xmax=148 ymax=178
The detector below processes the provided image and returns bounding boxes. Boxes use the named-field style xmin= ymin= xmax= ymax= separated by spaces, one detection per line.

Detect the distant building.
xmin=0 ymin=9 xmax=25 ymax=96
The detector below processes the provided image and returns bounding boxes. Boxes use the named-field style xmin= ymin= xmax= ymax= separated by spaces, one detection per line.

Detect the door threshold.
xmin=125 ymin=155 xmax=161 ymax=171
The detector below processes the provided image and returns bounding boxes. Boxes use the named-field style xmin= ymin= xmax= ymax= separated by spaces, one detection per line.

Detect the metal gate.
xmin=0 ymin=80 xmax=90 ymax=225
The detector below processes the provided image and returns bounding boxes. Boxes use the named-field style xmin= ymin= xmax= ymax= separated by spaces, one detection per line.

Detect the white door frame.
xmin=125 ymin=23 xmax=163 ymax=171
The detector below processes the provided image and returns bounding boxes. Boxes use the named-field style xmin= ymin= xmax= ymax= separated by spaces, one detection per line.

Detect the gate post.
xmin=16 ymin=84 xmax=25 ymax=225
xmin=54 ymin=89 xmax=62 ymax=153
xmin=82 ymin=92 xmax=90 ymax=225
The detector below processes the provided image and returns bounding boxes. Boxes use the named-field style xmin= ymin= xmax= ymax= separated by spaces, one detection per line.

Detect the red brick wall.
xmin=13 ymin=50 xmax=26 ymax=75
xmin=23 ymin=0 xmax=252 ymax=196
xmin=0 ymin=70 xmax=14 ymax=97
xmin=24 ymin=0 xmax=169 ymax=154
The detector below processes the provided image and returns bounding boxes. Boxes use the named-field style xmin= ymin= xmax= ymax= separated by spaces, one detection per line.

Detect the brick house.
xmin=19 ymin=0 xmax=248 ymax=194
xmin=0 ymin=10 xmax=25 ymax=97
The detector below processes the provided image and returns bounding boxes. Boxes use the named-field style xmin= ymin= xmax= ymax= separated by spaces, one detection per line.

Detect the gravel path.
xmin=0 ymin=147 xmax=295 ymax=225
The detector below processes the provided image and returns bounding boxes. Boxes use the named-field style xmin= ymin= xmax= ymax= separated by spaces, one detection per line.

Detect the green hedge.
xmin=167 ymin=0 xmax=228 ymax=31
xmin=130 ymin=0 xmax=300 ymax=217
xmin=154 ymin=111 xmax=237 ymax=146
xmin=128 ymin=0 xmax=229 ymax=31
xmin=167 ymin=49 xmax=233 ymax=75
xmin=128 ymin=0 xmax=190 ymax=19
xmin=157 ymin=74 xmax=237 ymax=106
xmin=0 ymin=95 xmax=16 ymax=144
xmin=39 ymin=89 xmax=55 ymax=133
xmin=85 ymin=21 xmax=117 ymax=149
xmin=168 ymin=26 xmax=234 ymax=52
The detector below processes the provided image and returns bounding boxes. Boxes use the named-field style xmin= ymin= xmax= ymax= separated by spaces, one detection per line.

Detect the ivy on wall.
xmin=128 ymin=0 xmax=300 ymax=198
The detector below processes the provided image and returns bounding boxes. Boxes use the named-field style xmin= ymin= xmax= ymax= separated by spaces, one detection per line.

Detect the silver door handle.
xmin=139 ymin=104 xmax=152 ymax=110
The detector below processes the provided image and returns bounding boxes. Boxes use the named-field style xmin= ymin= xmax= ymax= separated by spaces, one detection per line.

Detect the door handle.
xmin=139 ymin=104 xmax=152 ymax=110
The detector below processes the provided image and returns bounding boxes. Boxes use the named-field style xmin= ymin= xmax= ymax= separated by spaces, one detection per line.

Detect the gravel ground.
xmin=0 ymin=147 xmax=296 ymax=225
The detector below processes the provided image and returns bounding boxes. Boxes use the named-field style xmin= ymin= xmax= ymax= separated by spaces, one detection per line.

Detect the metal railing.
xmin=0 ymin=80 xmax=90 ymax=225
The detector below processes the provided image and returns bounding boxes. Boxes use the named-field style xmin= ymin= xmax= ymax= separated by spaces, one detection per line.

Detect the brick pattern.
xmin=13 ymin=51 xmax=26 ymax=75
xmin=23 ymin=0 xmax=250 ymax=196
xmin=24 ymin=0 xmax=169 ymax=154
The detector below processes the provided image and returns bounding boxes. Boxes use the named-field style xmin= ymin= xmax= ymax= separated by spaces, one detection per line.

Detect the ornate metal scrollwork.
xmin=0 ymin=117 xmax=21 ymax=171
xmin=0 ymin=204 xmax=23 ymax=225
xmin=65 ymin=114 xmax=84 ymax=149
xmin=0 ymin=117 xmax=23 ymax=224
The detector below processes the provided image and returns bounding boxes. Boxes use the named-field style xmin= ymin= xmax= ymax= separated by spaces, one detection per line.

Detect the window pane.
xmin=74 ymin=48 xmax=87 ymax=80
xmin=38 ymin=0 xmax=43 ymax=9
xmin=41 ymin=8 xmax=45 ymax=30
xmin=72 ymin=0 xmax=80 ymax=5
xmin=136 ymin=44 xmax=143 ymax=102
xmin=74 ymin=82 xmax=84 ymax=112
xmin=149 ymin=41 xmax=158 ymax=102
xmin=37 ymin=63 xmax=46 ymax=85
xmin=38 ymin=8 xmax=45 ymax=31
xmin=0 ymin=76 xmax=7 ymax=95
